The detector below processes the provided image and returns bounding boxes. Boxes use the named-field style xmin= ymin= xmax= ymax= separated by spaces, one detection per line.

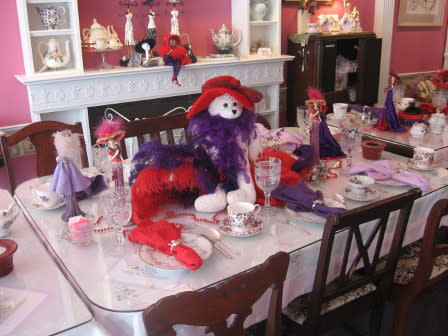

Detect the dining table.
xmin=12 ymin=146 xmax=448 ymax=336
xmin=0 ymin=189 xmax=111 ymax=336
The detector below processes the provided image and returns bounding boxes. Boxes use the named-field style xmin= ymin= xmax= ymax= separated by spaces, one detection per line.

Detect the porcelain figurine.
xmin=409 ymin=122 xmax=427 ymax=137
xmin=210 ymin=24 xmax=241 ymax=55
xmin=429 ymin=112 xmax=447 ymax=135
xmin=36 ymin=6 xmax=65 ymax=30
xmin=37 ymin=38 xmax=71 ymax=72
xmin=0 ymin=204 xmax=19 ymax=237
xmin=107 ymin=25 xmax=123 ymax=49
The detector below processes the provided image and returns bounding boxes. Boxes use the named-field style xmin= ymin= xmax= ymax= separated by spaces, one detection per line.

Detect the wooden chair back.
xmin=0 ymin=121 xmax=88 ymax=193
xmin=305 ymin=188 xmax=421 ymax=334
xmin=120 ymin=112 xmax=189 ymax=159
xmin=142 ymin=251 xmax=290 ymax=336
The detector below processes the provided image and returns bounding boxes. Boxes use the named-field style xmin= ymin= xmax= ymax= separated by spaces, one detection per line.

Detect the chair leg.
xmin=392 ymin=296 xmax=414 ymax=336
xmin=368 ymin=294 xmax=384 ymax=336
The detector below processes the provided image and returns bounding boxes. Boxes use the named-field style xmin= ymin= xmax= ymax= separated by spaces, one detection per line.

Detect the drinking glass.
xmin=255 ymin=157 xmax=281 ymax=214
xmin=92 ymin=144 xmax=112 ymax=185
xmin=432 ymin=89 xmax=448 ymax=113
xmin=99 ymin=187 xmax=132 ymax=250
xmin=339 ymin=129 xmax=361 ymax=168
xmin=296 ymin=105 xmax=310 ymax=138
xmin=392 ymin=84 xmax=405 ymax=109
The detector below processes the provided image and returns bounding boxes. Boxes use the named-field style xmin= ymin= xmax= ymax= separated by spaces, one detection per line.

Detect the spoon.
xmin=207 ymin=227 xmax=240 ymax=256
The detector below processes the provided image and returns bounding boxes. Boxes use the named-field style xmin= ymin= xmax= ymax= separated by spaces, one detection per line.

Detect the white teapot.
xmin=37 ymin=38 xmax=71 ymax=72
xmin=429 ymin=112 xmax=447 ymax=135
xmin=107 ymin=25 xmax=123 ymax=49
xmin=210 ymin=24 xmax=241 ymax=54
xmin=0 ymin=204 xmax=19 ymax=237
xmin=409 ymin=122 xmax=427 ymax=137
xmin=83 ymin=19 xmax=110 ymax=46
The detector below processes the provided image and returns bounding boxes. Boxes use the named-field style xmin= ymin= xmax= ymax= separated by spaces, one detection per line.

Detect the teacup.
xmin=399 ymin=97 xmax=415 ymax=110
xmin=32 ymin=183 xmax=63 ymax=208
xmin=413 ymin=146 xmax=434 ymax=168
xmin=0 ymin=204 xmax=19 ymax=237
xmin=333 ymin=103 xmax=348 ymax=119
xmin=227 ymin=202 xmax=261 ymax=233
xmin=348 ymin=175 xmax=375 ymax=195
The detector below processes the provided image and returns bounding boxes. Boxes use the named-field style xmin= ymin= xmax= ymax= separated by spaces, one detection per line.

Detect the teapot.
xmin=0 ymin=204 xmax=19 ymax=237
xmin=107 ymin=25 xmax=123 ymax=49
xmin=37 ymin=38 xmax=71 ymax=72
xmin=250 ymin=0 xmax=270 ymax=21
xmin=429 ymin=112 xmax=447 ymax=135
xmin=36 ymin=6 xmax=65 ymax=30
xmin=409 ymin=122 xmax=427 ymax=137
xmin=210 ymin=24 xmax=241 ymax=54
xmin=82 ymin=19 xmax=110 ymax=45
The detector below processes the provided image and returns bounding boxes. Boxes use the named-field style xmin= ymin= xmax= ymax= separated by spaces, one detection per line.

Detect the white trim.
xmin=373 ymin=0 xmax=395 ymax=106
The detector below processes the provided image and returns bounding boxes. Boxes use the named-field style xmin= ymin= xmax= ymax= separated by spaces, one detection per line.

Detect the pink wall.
xmin=390 ymin=1 xmax=448 ymax=74
xmin=0 ymin=1 xmax=31 ymax=126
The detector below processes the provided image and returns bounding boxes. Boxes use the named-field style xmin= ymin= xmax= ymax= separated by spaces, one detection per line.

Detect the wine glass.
xmin=392 ymin=84 xmax=405 ymax=110
xmin=296 ymin=105 xmax=311 ymax=138
xmin=99 ymin=187 xmax=132 ymax=251
xmin=255 ymin=157 xmax=281 ymax=215
xmin=432 ymin=89 xmax=447 ymax=113
xmin=339 ymin=129 xmax=361 ymax=168
xmin=92 ymin=144 xmax=112 ymax=184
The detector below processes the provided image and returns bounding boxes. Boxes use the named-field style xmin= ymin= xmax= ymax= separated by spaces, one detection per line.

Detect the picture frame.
xmin=282 ymin=0 xmax=334 ymax=6
xmin=398 ymin=0 xmax=446 ymax=27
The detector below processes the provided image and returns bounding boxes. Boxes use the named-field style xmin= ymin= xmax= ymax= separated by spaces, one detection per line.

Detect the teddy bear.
xmin=129 ymin=76 xmax=263 ymax=223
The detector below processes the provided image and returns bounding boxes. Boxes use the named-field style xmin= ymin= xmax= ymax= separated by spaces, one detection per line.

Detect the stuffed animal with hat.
xmin=129 ymin=76 xmax=263 ymax=224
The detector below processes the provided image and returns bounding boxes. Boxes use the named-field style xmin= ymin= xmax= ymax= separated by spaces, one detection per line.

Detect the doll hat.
xmin=187 ymin=76 xmax=263 ymax=118
xmin=95 ymin=118 xmax=126 ymax=145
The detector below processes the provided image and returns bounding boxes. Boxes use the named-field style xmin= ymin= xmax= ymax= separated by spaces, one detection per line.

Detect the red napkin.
xmin=129 ymin=219 xmax=203 ymax=270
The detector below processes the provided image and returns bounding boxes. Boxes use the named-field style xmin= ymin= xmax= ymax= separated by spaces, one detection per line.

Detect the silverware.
xmin=200 ymin=234 xmax=233 ymax=259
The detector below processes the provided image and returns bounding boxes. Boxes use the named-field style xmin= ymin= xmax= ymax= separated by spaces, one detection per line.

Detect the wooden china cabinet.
xmin=287 ymin=32 xmax=382 ymax=126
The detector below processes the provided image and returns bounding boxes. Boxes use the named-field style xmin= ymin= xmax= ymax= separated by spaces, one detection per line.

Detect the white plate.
xmin=342 ymin=188 xmax=380 ymax=202
xmin=30 ymin=198 xmax=65 ymax=210
xmin=218 ymin=218 xmax=263 ymax=237
xmin=285 ymin=198 xmax=345 ymax=224
xmin=407 ymin=161 xmax=439 ymax=171
xmin=375 ymin=179 xmax=407 ymax=187
xmin=139 ymin=232 xmax=212 ymax=270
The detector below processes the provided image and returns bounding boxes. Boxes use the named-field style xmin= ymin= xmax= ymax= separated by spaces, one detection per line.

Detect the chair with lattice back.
xmin=283 ymin=188 xmax=421 ymax=336
xmin=142 ymin=251 xmax=290 ymax=336
xmin=0 ymin=120 xmax=88 ymax=194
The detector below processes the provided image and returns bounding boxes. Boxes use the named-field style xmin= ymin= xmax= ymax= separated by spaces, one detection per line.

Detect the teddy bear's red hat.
xmin=187 ymin=76 xmax=263 ymax=118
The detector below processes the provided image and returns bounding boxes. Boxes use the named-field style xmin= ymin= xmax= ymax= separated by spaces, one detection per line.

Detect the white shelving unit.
xmin=16 ymin=0 xmax=83 ymax=77
xmin=231 ymin=0 xmax=281 ymax=57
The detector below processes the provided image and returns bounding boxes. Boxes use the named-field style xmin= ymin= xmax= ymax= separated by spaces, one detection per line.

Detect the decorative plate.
xmin=284 ymin=198 xmax=345 ymax=224
xmin=30 ymin=198 xmax=65 ymax=210
xmin=407 ymin=161 xmax=439 ymax=171
xmin=218 ymin=218 xmax=263 ymax=237
xmin=139 ymin=233 xmax=212 ymax=270
xmin=342 ymin=188 xmax=380 ymax=202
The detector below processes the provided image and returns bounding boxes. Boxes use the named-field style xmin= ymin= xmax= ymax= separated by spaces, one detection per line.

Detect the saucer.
xmin=31 ymin=198 xmax=65 ymax=210
xmin=342 ymin=188 xmax=379 ymax=202
xmin=218 ymin=218 xmax=263 ymax=237
xmin=407 ymin=161 xmax=438 ymax=171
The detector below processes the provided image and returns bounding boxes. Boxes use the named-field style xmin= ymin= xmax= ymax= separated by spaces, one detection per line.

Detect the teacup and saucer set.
xmin=31 ymin=182 xmax=65 ymax=210
xmin=342 ymin=175 xmax=379 ymax=202
xmin=408 ymin=147 xmax=438 ymax=171
xmin=219 ymin=202 xmax=263 ymax=237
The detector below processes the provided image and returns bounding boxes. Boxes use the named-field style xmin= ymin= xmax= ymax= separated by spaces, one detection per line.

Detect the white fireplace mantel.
xmin=16 ymin=56 xmax=292 ymax=162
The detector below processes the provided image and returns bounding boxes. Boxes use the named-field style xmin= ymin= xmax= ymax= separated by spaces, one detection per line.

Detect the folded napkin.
xmin=271 ymin=182 xmax=345 ymax=218
xmin=129 ymin=219 xmax=203 ymax=270
xmin=345 ymin=160 xmax=430 ymax=191
xmin=256 ymin=124 xmax=304 ymax=152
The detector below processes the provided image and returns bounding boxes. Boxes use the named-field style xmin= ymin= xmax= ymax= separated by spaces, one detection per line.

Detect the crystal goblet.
xmin=255 ymin=157 xmax=281 ymax=215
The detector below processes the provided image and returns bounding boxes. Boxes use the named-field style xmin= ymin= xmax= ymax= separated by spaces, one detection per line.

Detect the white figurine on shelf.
xmin=147 ymin=9 xmax=157 ymax=40
xmin=124 ymin=8 xmax=135 ymax=55
xmin=170 ymin=7 xmax=180 ymax=35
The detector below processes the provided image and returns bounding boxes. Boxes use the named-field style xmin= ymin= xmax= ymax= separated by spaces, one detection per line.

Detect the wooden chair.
xmin=391 ymin=198 xmax=448 ymax=336
xmin=142 ymin=251 xmax=290 ymax=336
xmin=283 ymin=188 xmax=422 ymax=336
xmin=0 ymin=121 xmax=88 ymax=193
xmin=120 ymin=112 xmax=189 ymax=159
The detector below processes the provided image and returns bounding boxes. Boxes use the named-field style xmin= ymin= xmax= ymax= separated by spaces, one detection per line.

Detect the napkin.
xmin=271 ymin=182 xmax=345 ymax=218
xmin=256 ymin=124 xmax=304 ymax=152
xmin=129 ymin=219 xmax=203 ymax=270
xmin=345 ymin=160 xmax=430 ymax=191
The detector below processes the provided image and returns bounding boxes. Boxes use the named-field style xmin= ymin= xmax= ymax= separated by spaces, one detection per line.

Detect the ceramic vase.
xmin=297 ymin=10 xmax=310 ymax=34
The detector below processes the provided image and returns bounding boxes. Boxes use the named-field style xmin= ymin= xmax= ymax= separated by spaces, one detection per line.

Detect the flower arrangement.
xmin=298 ymin=0 xmax=320 ymax=15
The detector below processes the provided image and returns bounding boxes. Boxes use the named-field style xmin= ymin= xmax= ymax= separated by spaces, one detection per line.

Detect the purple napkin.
xmin=272 ymin=182 xmax=345 ymax=218
xmin=319 ymin=119 xmax=344 ymax=158
xmin=256 ymin=124 xmax=304 ymax=151
xmin=345 ymin=160 xmax=430 ymax=191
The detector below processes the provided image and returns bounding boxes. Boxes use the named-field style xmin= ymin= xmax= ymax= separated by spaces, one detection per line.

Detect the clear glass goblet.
xmin=297 ymin=105 xmax=311 ymax=138
xmin=99 ymin=187 xmax=132 ymax=251
xmin=92 ymin=144 xmax=112 ymax=185
xmin=432 ymin=89 xmax=448 ymax=113
xmin=339 ymin=129 xmax=361 ymax=168
xmin=255 ymin=157 xmax=281 ymax=215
